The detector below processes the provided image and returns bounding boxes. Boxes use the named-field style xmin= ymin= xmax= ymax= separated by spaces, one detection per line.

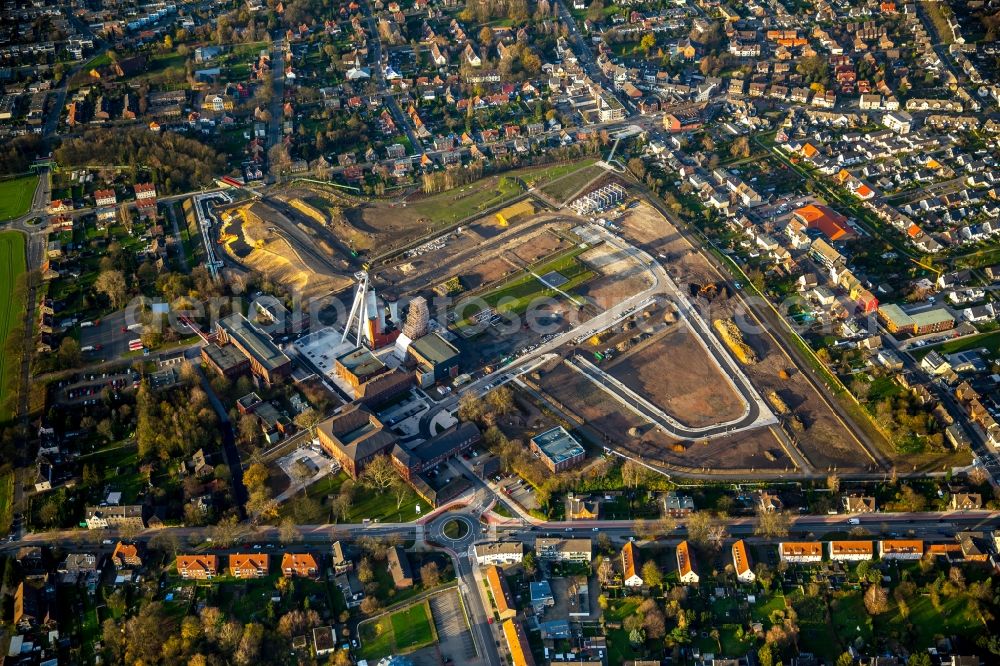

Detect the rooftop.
xmin=219 ymin=313 xmax=291 ymax=372
xmin=336 ymin=347 xmax=386 ymax=379
xmin=530 ymin=426 xmax=585 ymax=465
xmin=408 ymin=331 xmax=460 ymax=366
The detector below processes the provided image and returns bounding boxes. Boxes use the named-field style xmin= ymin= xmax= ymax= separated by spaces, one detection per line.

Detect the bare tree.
xmin=361 ymin=455 xmax=399 ymax=494
xmin=754 ymin=510 xmax=790 ymax=538
xmin=686 ymin=511 xmax=727 ymax=551
xmin=95 ymin=270 xmax=128 ymax=309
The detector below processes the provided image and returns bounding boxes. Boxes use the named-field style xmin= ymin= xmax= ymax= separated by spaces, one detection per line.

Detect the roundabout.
xmin=428 ymin=511 xmax=478 ymax=550
xmin=442 ymin=518 xmax=470 ymax=540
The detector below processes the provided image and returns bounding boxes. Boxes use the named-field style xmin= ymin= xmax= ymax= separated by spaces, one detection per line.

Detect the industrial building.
xmin=216 ymin=313 xmax=292 ymax=384
xmin=407 ymin=332 xmax=461 ymax=386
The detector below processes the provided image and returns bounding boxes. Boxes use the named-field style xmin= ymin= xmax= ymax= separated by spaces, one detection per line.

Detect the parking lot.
xmin=274 ymin=445 xmax=339 ymax=502
xmin=55 ymin=370 xmax=139 ymax=406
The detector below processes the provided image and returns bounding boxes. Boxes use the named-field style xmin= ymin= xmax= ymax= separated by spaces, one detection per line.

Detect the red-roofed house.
xmin=793 ymin=204 xmax=855 ymax=241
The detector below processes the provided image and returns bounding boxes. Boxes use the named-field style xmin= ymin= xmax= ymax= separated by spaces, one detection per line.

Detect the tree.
xmin=457 ymin=393 xmax=485 ymax=422
xmin=234 ymin=623 xmax=264 ymax=665
xmin=640 ymin=33 xmax=656 ymax=55
xmin=730 ymin=135 xmax=751 ymax=159
xmin=597 ymin=556 xmax=615 ymax=586
xmin=486 ymin=386 xmax=514 ymax=415
xmin=754 ymin=510 xmax=790 ymax=538
xmin=826 ymin=473 xmax=840 ymax=493
xmin=294 ymin=408 xmax=324 ymax=438
xmin=279 ymin=517 xmax=301 ymax=543
xmin=358 ymin=557 xmax=374 ymax=583
xmin=95 ymin=270 xmax=127 ymax=309
xmin=522 ymin=551 xmax=537 ymax=577
xmin=864 ymin=585 xmax=889 ymax=615
xmin=621 ymin=459 xmax=650 ymax=489
xmin=391 ymin=478 xmax=410 ymax=510
xmin=586 ymin=0 xmax=605 ymax=23
xmin=420 ymin=561 xmax=441 ymax=588
xmin=58 ymin=337 xmax=82 ymax=367
xmin=238 ymin=413 xmax=260 ymax=447
xmin=361 ymin=455 xmax=398 ymax=494
xmin=479 ymin=26 xmax=494 ymax=46
xmin=243 ymin=462 xmax=269 ymax=491
xmin=359 ymin=596 xmax=381 ymax=615
xmin=641 ymin=560 xmax=663 ymax=588
xmin=894 ymin=484 xmax=927 ymax=512
xmin=686 ymin=511 xmax=726 ymax=551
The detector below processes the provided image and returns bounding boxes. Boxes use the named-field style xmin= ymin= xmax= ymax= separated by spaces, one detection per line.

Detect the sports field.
xmin=0 ymin=231 xmax=27 ymax=421
xmin=0 ymin=175 xmax=38 ymax=221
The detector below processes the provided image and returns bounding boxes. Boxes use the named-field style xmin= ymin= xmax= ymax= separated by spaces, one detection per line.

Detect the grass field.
xmin=405 ymin=177 xmax=525 ymax=226
xmin=0 ymin=176 xmax=37 ymax=221
xmin=539 ymin=164 xmax=606 ymax=203
xmin=0 ymin=231 xmax=27 ymax=422
xmin=912 ymin=330 xmax=1000 ymax=360
xmin=279 ymin=470 xmax=422 ymax=523
xmin=0 ymin=471 xmax=13 ymax=534
xmin=513 ymin=157 xmax=599 ymax=188
xmin=360 ymin=600 xmax=436 ymax=659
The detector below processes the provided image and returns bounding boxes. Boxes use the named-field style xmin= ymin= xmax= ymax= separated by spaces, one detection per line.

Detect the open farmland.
xmin=0 ymin=231 xmax=27 ymax=422
xmin=0 ymin=175 xmax=37 ymax=221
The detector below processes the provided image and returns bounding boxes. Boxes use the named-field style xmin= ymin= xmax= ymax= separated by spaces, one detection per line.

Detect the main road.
xmin=5 ymin=510 xmax=996 ymax=550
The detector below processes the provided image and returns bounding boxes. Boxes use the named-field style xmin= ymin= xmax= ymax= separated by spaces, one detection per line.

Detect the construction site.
xmin=196 ymin=169 xmax=880 ymax=479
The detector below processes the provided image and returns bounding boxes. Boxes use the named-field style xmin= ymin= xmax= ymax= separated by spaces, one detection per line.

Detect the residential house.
xmin=779 ymin=542 xmax=823 ymax=564
xmin=676 ymin=540 xmax=699 ymax=583
xmin=229 ymin=553 xmax=269 ymax=578
xmin=622 ymin=541 xmax=643 ymax=587
xmin=475 ymin=541 xmax=524 ymax=566
xmin=282 ymin=553 xmax=320 ymax=578
xmin=176 ymin=554 xmax=219 ymax=579
xmin=829 ymin=540 xmax=874 ymax=561
xmin=534 ymin=538 xmax=592 ymax=562
xmin=485 ymin=564 xmax=516 ymax=620
xmin=844 ymin=495 xmax=876 ymax=513
xmin=111 ymin=542 xmax=142 ymax=568
xmin=387 ymin=546 xmax=414 ymax=588
xmin=732 ymin=539 xmax=755 ymax=583
xmin=878 ymin=540 xmax=924 ymax=560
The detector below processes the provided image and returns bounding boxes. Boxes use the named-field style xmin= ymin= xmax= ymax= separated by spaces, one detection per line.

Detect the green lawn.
xmin=539 ymin=164 xmax=605 ymax=204
xmin=913 ymin=330 xmax=1000 ymax=360
xmin=875 ymin=592 xmax=986 ymax=648
xmin=0 ymin=231 xmax=27 ymax=421
xmin=405 ymin=176 xmax=525 ymax=225
xmin=280 ymin=470 xmax=423 ymax=523
xmin=360 ymin=600 xmax=436 ymax=659
xmin=0 ymin=471 xmax=13 ymax=534
xmin=0 ymin=176 xmax=37 ymax=221
xmin=512 ymin=157 xmax=598 ymax=188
